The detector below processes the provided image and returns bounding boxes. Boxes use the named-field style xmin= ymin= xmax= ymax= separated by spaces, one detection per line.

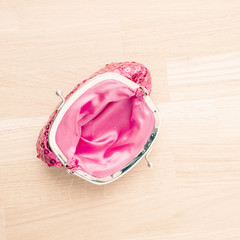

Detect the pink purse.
xmin=36 ymin=62 xmax=160 ymax=184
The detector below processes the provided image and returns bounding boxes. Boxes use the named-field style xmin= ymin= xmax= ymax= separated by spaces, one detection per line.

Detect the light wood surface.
xmin=1 ymin=1 xmax=240 ymax=239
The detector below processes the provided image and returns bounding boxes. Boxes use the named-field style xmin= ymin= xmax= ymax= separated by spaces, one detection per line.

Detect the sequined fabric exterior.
xmin=36 ymin=62 xmax=152 ymax=171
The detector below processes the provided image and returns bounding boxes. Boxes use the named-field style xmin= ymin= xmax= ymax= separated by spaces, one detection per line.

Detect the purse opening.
xmin=55 ymin=79 xmax=155 ymax=178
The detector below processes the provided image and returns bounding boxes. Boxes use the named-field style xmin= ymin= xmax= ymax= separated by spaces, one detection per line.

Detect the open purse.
xmin=36 ymin=62 xmax=160 ymax=184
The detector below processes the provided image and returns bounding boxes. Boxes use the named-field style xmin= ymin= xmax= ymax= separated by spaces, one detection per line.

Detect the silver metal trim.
xmin=48 ymin=72 xmax=161 ymax=185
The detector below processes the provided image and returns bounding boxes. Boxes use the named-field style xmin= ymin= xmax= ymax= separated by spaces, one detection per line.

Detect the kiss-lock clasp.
xmin=56 ymin=90 xmax=65 ymax=110
xmin=145 ymin=148 xmax=153 ymax=168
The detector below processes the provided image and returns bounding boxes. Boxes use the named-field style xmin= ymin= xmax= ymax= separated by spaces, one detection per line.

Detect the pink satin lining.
xmin=55 ymin=79 xmax=154 ymax=178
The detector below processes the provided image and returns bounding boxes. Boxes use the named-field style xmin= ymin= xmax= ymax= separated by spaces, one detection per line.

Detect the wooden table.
xmin=1 ymin=1 xmax=240 ymax=239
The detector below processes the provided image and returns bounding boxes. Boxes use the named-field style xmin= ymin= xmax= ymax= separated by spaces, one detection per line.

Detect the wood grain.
xmin=1 ymin=1 xmax=240 ymax=239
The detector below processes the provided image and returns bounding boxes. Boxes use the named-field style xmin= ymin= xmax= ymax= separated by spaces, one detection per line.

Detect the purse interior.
xmin=55 ymin=79 xmax=155 ymax=178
